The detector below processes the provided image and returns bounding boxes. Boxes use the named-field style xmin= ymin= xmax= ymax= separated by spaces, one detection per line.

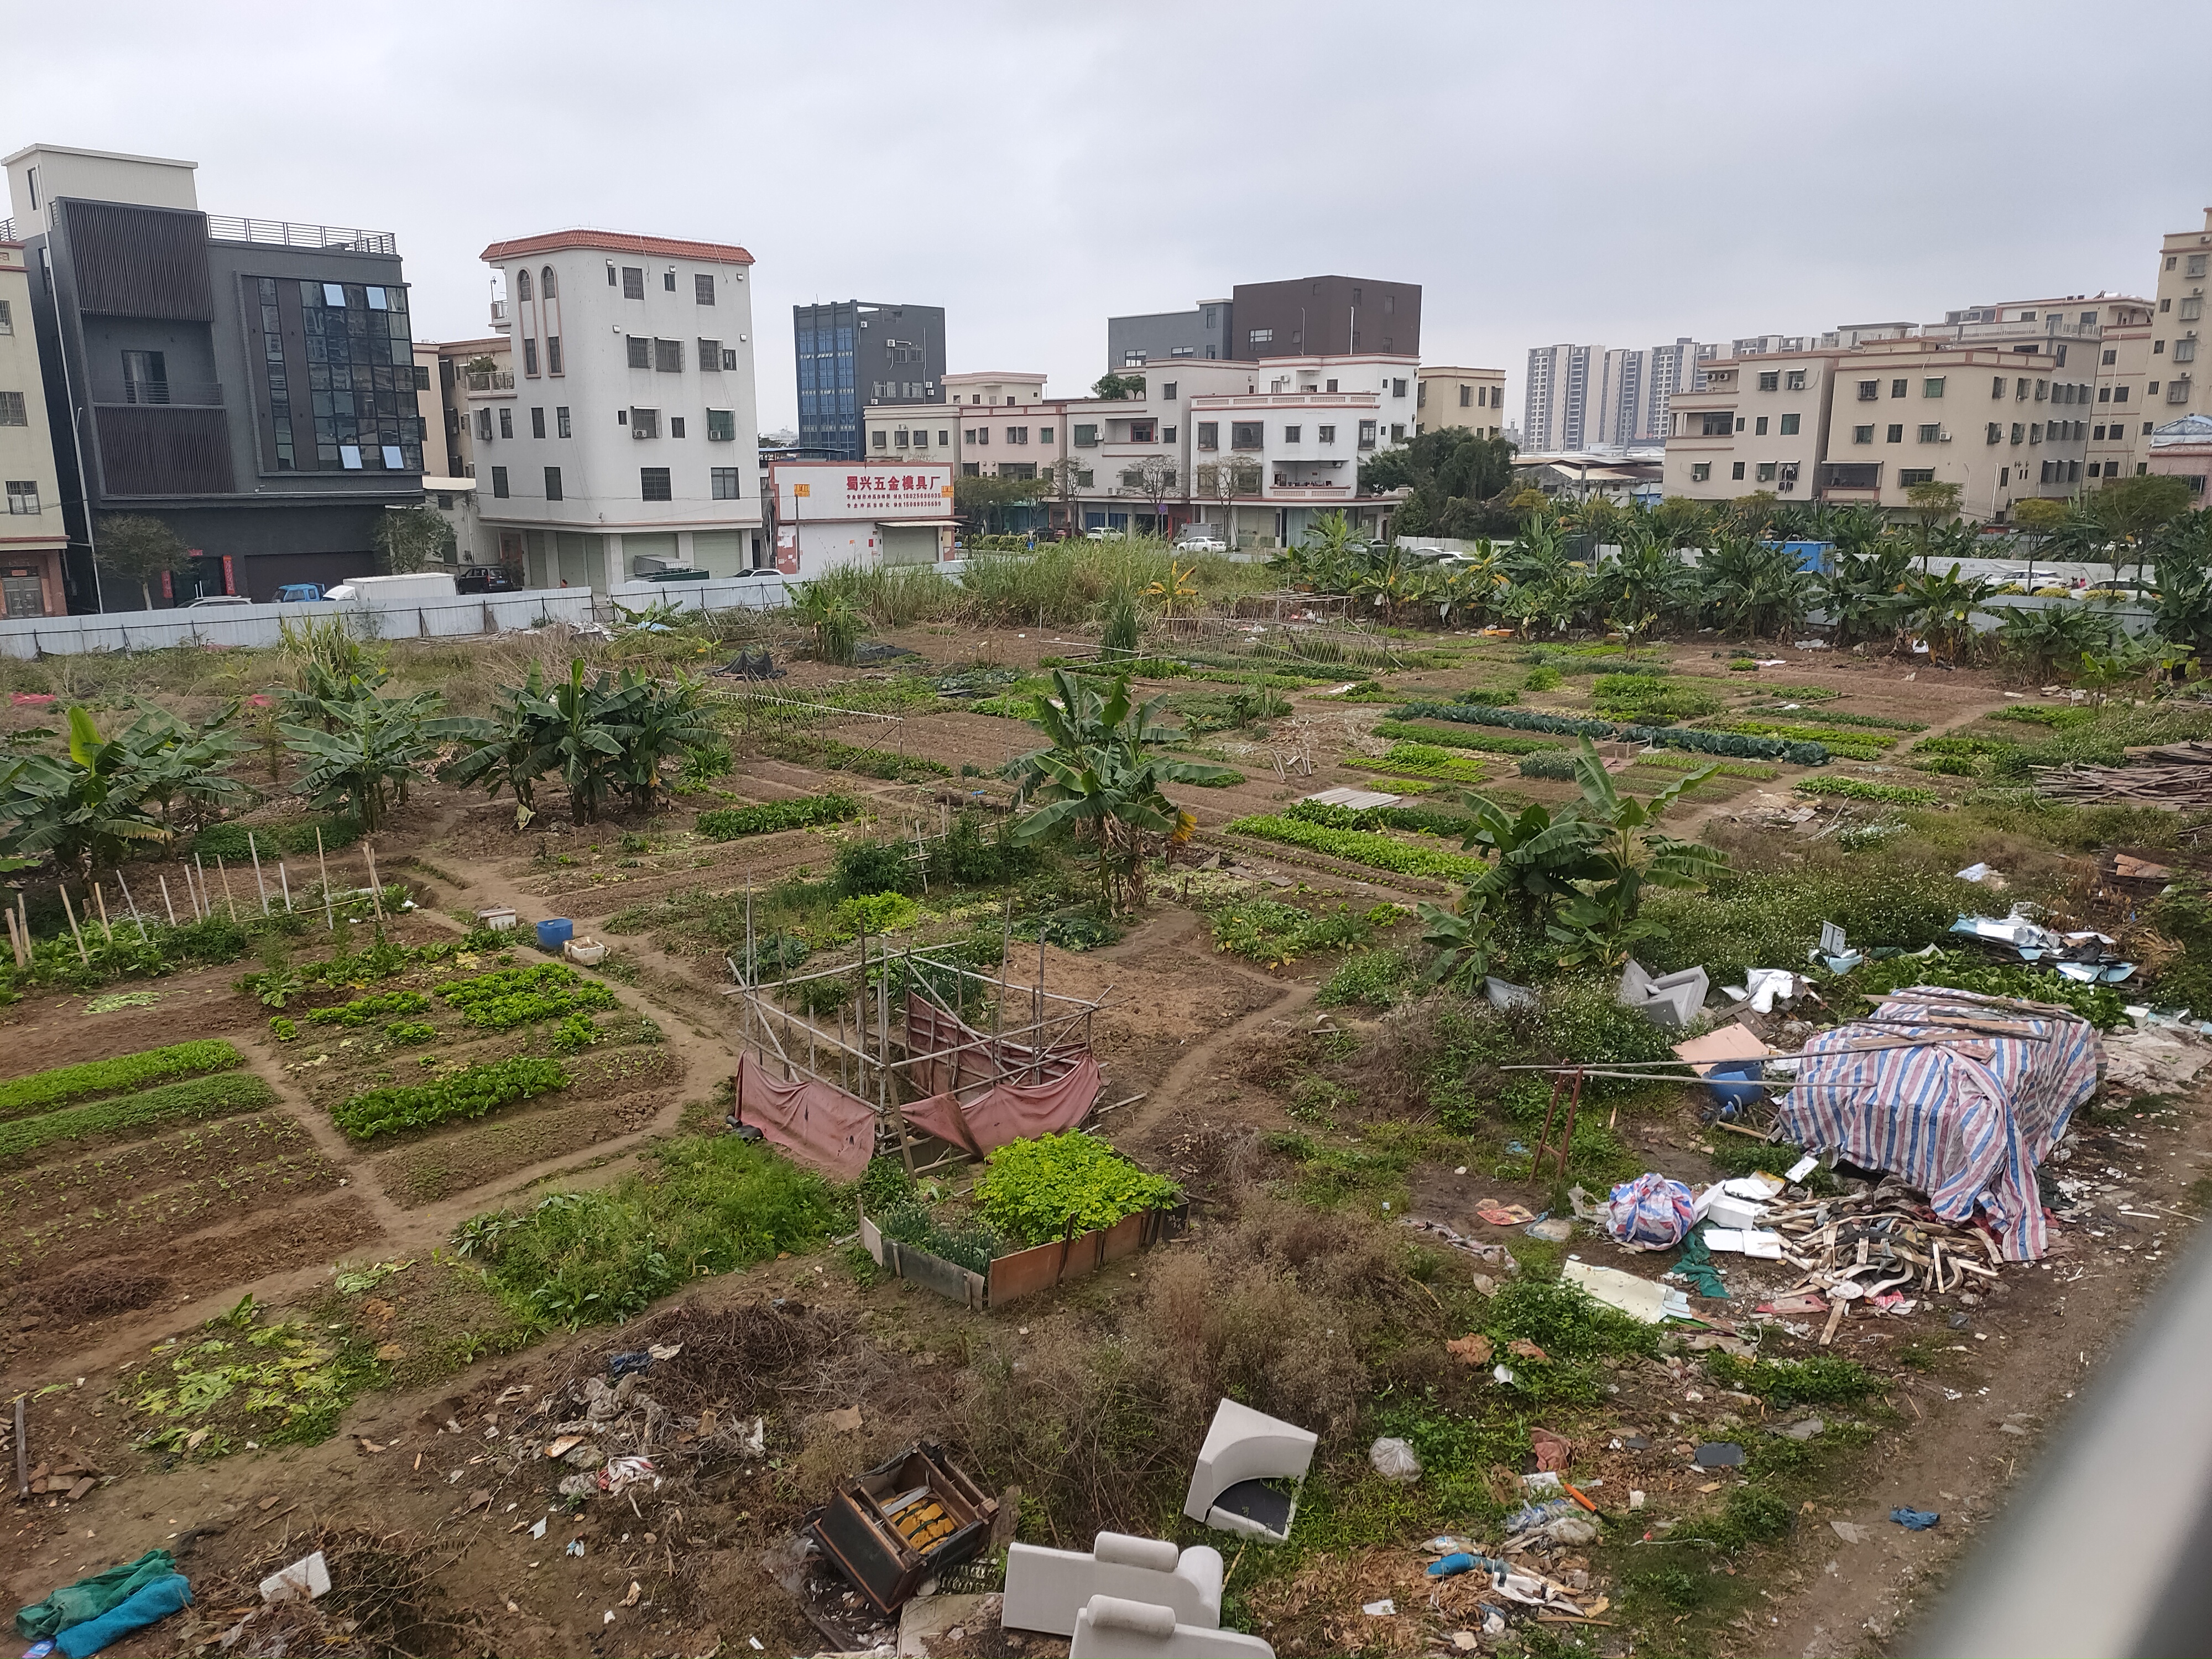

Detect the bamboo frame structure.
xmin=724 ymin=930 xmax=1107 ymax=1170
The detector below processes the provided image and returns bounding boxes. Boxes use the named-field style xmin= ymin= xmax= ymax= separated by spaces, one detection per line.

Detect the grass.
xmin=0 ymin=1039 xmax=244 ymax=1120
xmin=0 ymin=1072 xmax=282 ymax=1166
xmin=460 ymin=1133 xmax=837 ymax=1327
xmin=1704 ymin=1353 xmax=1882 ymax=1406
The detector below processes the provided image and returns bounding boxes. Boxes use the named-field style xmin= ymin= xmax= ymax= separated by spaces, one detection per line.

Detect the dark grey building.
xmin=1230 ymin=275 xmax=1421 ymax=360
xmin=3 ymin=145 xmax=425 ymax=608
xmin=793 ymin=300 xmax=945 ymax=461
xmin=1105 ymin=298 xmax=1233 ymax=367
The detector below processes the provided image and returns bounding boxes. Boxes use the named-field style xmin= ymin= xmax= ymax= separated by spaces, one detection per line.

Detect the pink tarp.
xmin=906 ymin=1053 xmax=1103 ymax=1157
xmin=904 ymin=993 xmax=1083 ymax=1097
xmin=734 ymin=1053 xmax=876 ymax=1181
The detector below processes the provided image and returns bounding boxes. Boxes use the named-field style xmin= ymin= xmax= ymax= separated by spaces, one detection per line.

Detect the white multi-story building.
xmin=0 ymin=236 xmax=66 ymax=614
xmin=474 ymin=229 xmax=763 ymax=586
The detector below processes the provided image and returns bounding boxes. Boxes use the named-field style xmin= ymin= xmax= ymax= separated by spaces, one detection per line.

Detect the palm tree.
xmin=1009 ymin=671 xmax=1239 ymax=913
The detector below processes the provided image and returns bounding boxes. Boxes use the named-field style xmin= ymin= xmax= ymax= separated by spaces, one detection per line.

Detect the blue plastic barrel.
xmin=1706 ymin=1059 xmax=1765 ymax=1118
xmin=536 ymin=918 xmax=573 ymax=951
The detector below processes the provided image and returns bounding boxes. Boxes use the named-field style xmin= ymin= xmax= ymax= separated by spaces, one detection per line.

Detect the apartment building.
xmin=3 ymin=143 xmax=423 ymax=604
xmin=1184 ymin=354 xmax=1416 ymax=546
xmin=1663 ymin=338 xmax=2093 ymax=520
xmin=1531 ymin=339 xmax=1711 ymax=452
xmin=0 ymin=237 xmax=66 ymax=614
xmin=476 ymin=228 xmax=763 ymax=585
xmin=1229 ymin=276 xmax=1421 ymax=359
xmin=1107 ymin=300 xmax=1232 ymax=367
xmin=412 ymin=334 xmax=509 ymax=481
xmin=1415 ymin=366 xmax=1507 ymax=439
xmin=2153 ymin=211 xmax=2212 ymax=427
xmin=792 ymin=300 xmax=945 ymax=461
xmin=1524 ymin=344 xmax=1594 ymax=451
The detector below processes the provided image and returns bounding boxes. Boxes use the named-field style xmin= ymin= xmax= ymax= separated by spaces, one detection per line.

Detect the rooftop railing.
xmin=204 ymin=215 xmax=397 ymax=255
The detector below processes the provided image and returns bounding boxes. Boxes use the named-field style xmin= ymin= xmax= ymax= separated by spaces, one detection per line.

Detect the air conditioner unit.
xmin=1939 ymin=431 xmax=1953 ymax=442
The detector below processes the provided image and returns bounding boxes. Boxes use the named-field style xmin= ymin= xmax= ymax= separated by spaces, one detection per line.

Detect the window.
xmin=697 ymin=338 xmax=722 ymax=371
xmin=531 ymin=406 xmax=546 ymax=439
xmin=516 ymin=269 xmax=533 ymax=302
xmin=1284 ymin=425 xmax=1302 ymax=443
xmin=1130 ymin=427 xmax=1142 ymax=444
xmin=662 ymin=269 xmax=676 ymax=292
xmin=541 ymin=267 xmax=556 ymax=299
xmin=2184 ymin=298 xmax=2206 ymax=323
xmin=654 ymin=338 xmax=682 ymax=373
xmin=622 ymin=267 xmax=645 ymax=299
xmin=607 ymin=261 xmax=618 ymax=286
xmin=872 ymin=430 xmax=888 ymax=449
xmin=1780 ymin=413 xmax=1801 ymax=435
xmin=1248 ymin=328 xmax=1274 ymax=346
xmin=547 ymin=337 xmax=563 ymax=375
xmin=1756 ymin=462 xmax=1777 ymax=482
xmin=706 ymin=409 xmax=735 ymax=442
xmin=1854 ymin=425 xmax=1875 ymax=444
xmin=1917 ymin=422 xmax=1940 ymax=442
xmin=1758 ymin=371 xmax=1780 ymax=392
xmin=1898 ymin=468 xmax=1936 ymax=486
xmin=1731 ymin=462 xmax=1747 ymax=480
xmin=1006 ymin=426 xmax=1027 ymax=444
xmin=711 ymin=467 xmax=742 ymax=499
xmin=938 ymin=430 xmax=949 ymax=446
xmin=1358 ymin=420 xmax=1378 ymax=448
xmin=0 ymin=299 xmax=11 ymax=335
xmin=2036 ymin=380 xmax=2050 ymax=400
xmin=2115 ymin=386 xmax=2131 ymax=404
xmin=722 ymin=349 xmax=738 ymax=371
xmin=627 ymin=336 xmax=650 ymax=369
xmin=0 ymin=391 xmax=24 ymax=426
xmin=1785 ymin=369 xmax=1808 ymax=392
xmin=120 ymin=349 xmax=167 ymax=401
xmin=1162 ymin=382 xmax=1177 ymax=399
xmin=1755 ymin=415 xmax=1769 ymax=435
xmin=690 ymin=272 xmax=717 ymax=306
xmin=1987 ymin=422 xmax=2003 ymax=443
xmin=2012 ymin=422 xmax=2025 ymax=443
xmin=2178 ymin=339 xmax=2200 ymax=364
xmin=640 ymin=467 xmax=672 ymax=501
xmin=2030 ymin=423 xmax=2042 ymax=443
xmin=322 ymin=283 xmax=346 ymax=307
xmin=2191 ymin=254 xmax=2209 ymax=278
xmin=1392 ymin=378 xmax=1408 ymax=398
xmin=475 ymin=408 xmax=492 ymax=441
xmin=1194 ymin=422 xmax=1217 ymax=451
xmin=2171 ymin=378 xmax=2195 ymax=404
xmin=632 ymin=408 xmax=659 ymax=439
xmin=498 ymin=408 xmax=514 ymax=440
xmin=556 ymin=405 xmax=571 ymax=438
xmin=1072 ymin=423 xmax=1098 ymax=446
xmin=491 ymin=466 xmax=509 ymax=498
xmin=1992 ymin=377 xmax=2007 ymax=397
xmin=1886 ymin=378 xmax=1906 ymax=398
xmin=1458 ymin=384 xmax=1473 ymax=408
xmin=1128 ymin=419 xmax=1155 ymax=442
xmin=1923 ymin=377 xmax=1945 ymax=398
xmin=1886 ymin=424 xmax=1903 ymax=443
xmin=2099 ymin=387 xmax=2112 ymax=403
xmin=1317 ymin=424 xmax=1336 ymax=444
xmin=2145 ymin=421 xmax=2156 ymax=434
xmin=1859 ymin=380 xmax=1880 ymax=400
xmin=1231 ymin=421 xmax=1264 ymax=450
xmin=670 ymin=416 xmax=685 ymax=439
xmin=544 ymin=466 xmax=562 ymax=501
xmin=1690 ymin=463 xmax=1712 ymax=482
xmin=972 ymin=426 xmax=989 ymax=446
xmin=6 ymin=479 xmax=39 ymax=514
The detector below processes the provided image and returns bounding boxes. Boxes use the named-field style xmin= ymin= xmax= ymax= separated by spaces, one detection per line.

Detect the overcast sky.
xmin=9 ymin=0 xmax=2206 ymax=433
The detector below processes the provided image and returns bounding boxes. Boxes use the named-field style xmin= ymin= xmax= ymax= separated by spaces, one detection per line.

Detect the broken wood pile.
xmin=2034 ymin=752 xmax=2212 ymax=807
xmin=1756 ymin=1180 xmax=2001 ymax=1344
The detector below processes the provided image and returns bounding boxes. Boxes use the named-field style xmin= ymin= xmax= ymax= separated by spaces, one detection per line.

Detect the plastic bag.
xmin=1605 ymin=1172 xmax=1694 ymax=1250
xmin=1368 ymin=1436 xmax=1422 ymax=1483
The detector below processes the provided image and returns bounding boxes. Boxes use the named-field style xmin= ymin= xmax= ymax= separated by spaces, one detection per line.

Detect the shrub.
xmin=0 ymin=1072 xmax=281 ymax=1166
xmin=693 ymin=791 xmax=858 ymax=841
xmin=463 ymin=1133 xmax=836 ymax=1326
xmin=1793 ymin=777 xmax=1939 ymax=806
xmin=973 ymin=1133 xmax=1183 ymax=1246
xmin=1371 ymin=719 xmax=1562 ymax=757
xmin=332 ymin=1055 xmax=569 ymax=1140
xmin=833 ymin=836 xmax=917 ymax=898
xmin=435 ymin=963 xmax=618 ymax=1030
xmin=0 ymin=1039 xmax=243 ymax=1120
xmin=303 ymin=989 xmax=430 ymax=1027
xmin=1641 ymin=860 xmax=1974 ymax=986
xmin=1225 ymin=813 xmax=1486 ymax=880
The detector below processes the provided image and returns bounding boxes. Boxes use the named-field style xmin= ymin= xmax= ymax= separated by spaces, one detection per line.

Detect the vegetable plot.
xmin=435 ymin=963 xmax=619 ymax=1031
xmin=0 ymin=1039 xmax=243 ymax=1120
xmin=1225 ymin=813 xmax=1486 ymax=881
xmin=973 ymin=1133 xmax=1182 ymax=1248
xmin=1 ymin=1072 xmax=282 ymax=1166
xmin=332 ymin=1056 xmax=570 ymax=1140
xmin=693 ymin=791 xmax=859 ymax=841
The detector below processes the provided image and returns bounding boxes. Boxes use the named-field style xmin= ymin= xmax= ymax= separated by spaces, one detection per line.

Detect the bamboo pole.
xmin=58 ymin=884 xmax=90 ymax=964
xmin=278 ymin=861 xmax=293 ymax=914
xmin=216 ymin=858 xmax=238 ymax=921
xmin=92 ymin=883 xmax=113 ymax=943
xmin=315 ymin=827 xmax=334 ymax=931
xmin=248 ymin=831 xmax=270 ymax=915
xmin=4 ymin=906 xmax=23 ymax=971
xmin=881 ymin=934 xmax=915 ymax=1175
xmin=1034 ymin=923 xmax=1046 ymax=1083
xmin=158 ymin=874 xmax=177 ymax=926
xmin=194 ymin=853 xmax=210 ymax=920
xmin=113 ymin=873 xmax=149 ymax=942
xmin=363 ymin=841 xmax=386 ymax=923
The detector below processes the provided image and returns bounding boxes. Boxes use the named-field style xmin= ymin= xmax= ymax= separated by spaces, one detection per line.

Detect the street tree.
xmin=97 ymin=514 xmax=191 ymax=609
xmin=373 ymin=504 xmax=456 ymax=573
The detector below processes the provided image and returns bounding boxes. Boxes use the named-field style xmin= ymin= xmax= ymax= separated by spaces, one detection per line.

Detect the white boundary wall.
xmin=0 ymin=579 xmax=800 ymax=660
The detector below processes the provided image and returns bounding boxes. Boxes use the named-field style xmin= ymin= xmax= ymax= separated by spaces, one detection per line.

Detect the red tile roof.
xmin=479 ymin=228 xmax=754 ymax=265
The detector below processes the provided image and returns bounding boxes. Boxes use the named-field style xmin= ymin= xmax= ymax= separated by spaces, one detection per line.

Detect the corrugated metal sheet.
xmin=95 ymin=405 xmax=234 ymax=495
xmin=62 ymin=200 xmax=212 ymax=320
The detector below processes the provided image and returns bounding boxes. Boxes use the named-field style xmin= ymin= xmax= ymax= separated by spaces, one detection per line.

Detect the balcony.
xmin=1267 ymin=483 xmax=1352 ymax=500
xmin=465 ymin=370 xmax=515 ymax=398
xmin=88 ymin=376 xmax=224 ymax=408
xmin=204 ymin=214 xmax=398 ymax=255
xmin=1818 ymin=462 xmax=1884 ymax=497
xmin=488 ymin=299 xmax=508 ymax=327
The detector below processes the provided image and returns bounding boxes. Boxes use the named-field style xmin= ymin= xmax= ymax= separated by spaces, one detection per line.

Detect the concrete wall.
xmin=0 ymin=586 xmax=595 ymax=659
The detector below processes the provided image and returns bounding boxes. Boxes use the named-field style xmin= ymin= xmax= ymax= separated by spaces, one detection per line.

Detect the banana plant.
xmin=279 ymin=686 xmax=442 ymax=832
xmin=1415 ymin=894 xmax=1498 ymax=989
xmin=1544 ymin=740 xmax=1724 ymax=968
xmin=1898 ymin=562 xmax=1995 ymax=665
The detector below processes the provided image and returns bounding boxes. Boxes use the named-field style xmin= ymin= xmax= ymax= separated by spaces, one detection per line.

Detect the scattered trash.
xmin=1955 ymin=862 xmax=1999 ymax=884
xmin=1562 ymin=1258 xmax=1693 ymax=1322
xmin=1775 ymin=1418 xmax=1825 ymax=1441
xmin=1619 ymin=959 xmax=1708 ymax=1028
xmin=1629 ymin=1490 xmax=1646 ymax=1510
xmin=528 ymin=1517 xmax=547 ymax=1540
xmin=606 ymin=1350 xmax=653 ymax=1379
xmin=1830 ymin=1520 xmax=1869 ymax=1544
xmin=1402 ymin=1215 xmax=1520 ymax=1271
xmin=600 ymin=1455 xmax=659 ymax=1495
xmin=1428 ymin=1553 xmax=1480 ymax=1579
xmin=1693 ymin=1443 xmax=1745 ymax=1468
xmin=1665 ymin=1229 xmax=1728 ymax=1300
xmin=1506 ymin=1339 xmax=1548 ymax=1360
xmin=1786 ymin=1153 xmax=1820 ymax=1184
xmin=1363 ymin=1599 xmax=1397 ymax=1616
xmin=1525 ymin=1217 xmax=1574 ymax=1243
xmin=2103 ymin=1025 xmax=2212 ymax=1093
xmin=1446 ymin=1332 xmax=1494 ymax=1365
xmin=1604 ymin=1173 xmax=1694 ymax=1250
xmin=258 ymin=1552 xmax=330 ymax=1605
xmin=807 ymin=1442 xmax=996 ymax=1613
xmin=15 ymin=1551 xmax=179 ymax=1642
xmin=1485 ymin=976 xmax=1542 ymax=1011
xmin=1477 ymin=1202 xmax=1535 ymax=1226
xmin=822 ymin=1404 xmax=865 ymax=1434
xmin=567 ymin=1539 xmax=586 ymax=1557
xmin=43 ymin=1574 xmax=191 ymax=1657
xmin=1704 ymin=1227 xmax=1786 ymax=1258
xmin=1891 ymin=1507 xmax=1940 ymax=1531
xmin=1368 ymin=1437 xmax=1422 ymax=1483
xmin=1531 ymin=1428 xmax=1573 ymax=1472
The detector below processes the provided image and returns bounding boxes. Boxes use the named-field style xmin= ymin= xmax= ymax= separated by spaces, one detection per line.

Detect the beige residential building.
xmin=2152 ymin=210 xmax=2212 ymax=425
xmin=0 ymin=237 xmax=67 ymax=615
xmin=1415 ymin=366 xmax=1507 ymax=439
xmin=1665 ymin=338 xmax=2091 ymax=520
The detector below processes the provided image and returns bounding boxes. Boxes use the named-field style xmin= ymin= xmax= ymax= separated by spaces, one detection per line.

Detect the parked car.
xmin=1175 ymin=534 xmax=1228 ymax=553
xmin=455 ymin=567 xmax=519 ymax=594
xmin=274 ymin=583 xmax=325 ymax=603
xmin=182 ymin=594 xmax=253 ymax=609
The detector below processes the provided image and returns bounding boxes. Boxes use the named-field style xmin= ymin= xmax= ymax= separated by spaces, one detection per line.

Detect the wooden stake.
xmin=113 ymin=873 xmax=149 ymax=942
xmin=882 ymin=935 xmax=914 ymax=1175
xmin=363 ymin=840 xmax=385 ymax=922
xmin=278 ymin=861 xmax=293 ymax=914
xmin=194 ymin=853 xmax=210 ymax=920
xmin=315 ymin=827 xmax=334 ymax=931
xmin=4 ymin=905 xmax=23 ymax=971
xmin=216 ymin=858 xmax=238 ymax=921
xmin=248 ymin=830 xmax=270 ymax=915
xmin=92 ymin=883 xmax=114 ymax=943
xmin=58 ymin=884 xmax=90 ymax=964
xmin=158 ymin=874 xmax=177 ymax=926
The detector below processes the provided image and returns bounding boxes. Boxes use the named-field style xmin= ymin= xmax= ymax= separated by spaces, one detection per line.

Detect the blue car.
xmin=274 ymin=583 xmax=326 ymax=603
